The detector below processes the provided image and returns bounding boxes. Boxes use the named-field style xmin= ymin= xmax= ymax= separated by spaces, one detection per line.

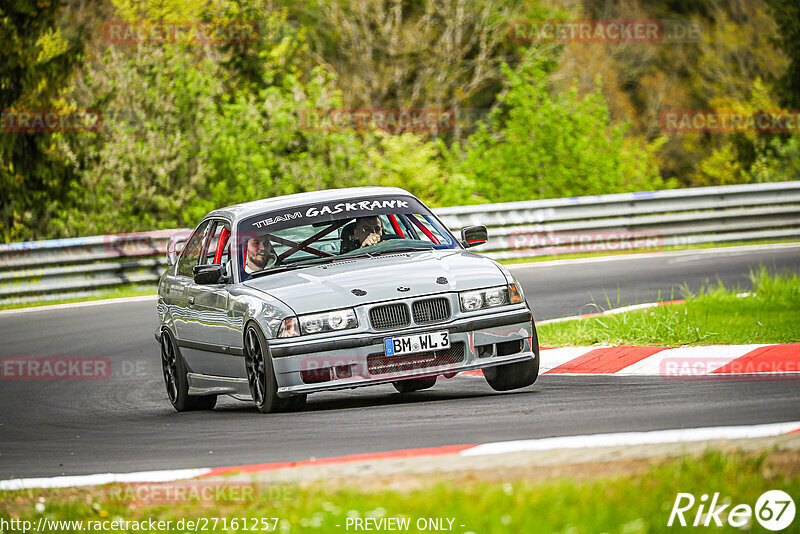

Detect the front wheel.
xmin=244 ymin=324 xmax=306 ymax=413
xmin=160 ymin=329 xmax=217 ymax=411
xmin=483 ymin=326 xmax=540 ymax=392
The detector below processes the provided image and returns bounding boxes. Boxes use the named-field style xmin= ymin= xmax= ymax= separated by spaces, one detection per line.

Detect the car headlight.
xmin=460 ymin=285 xmax=508 ymax=312
xmin=459 ymin=283 xmax=524 ymax=312
xmin=278 ymin=308 xmax=359 ymax=337
xmin=460 ymin=290 xmax=485 ymax=311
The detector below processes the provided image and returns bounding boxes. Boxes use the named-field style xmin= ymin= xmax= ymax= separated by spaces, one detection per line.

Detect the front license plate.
xmin=384 ymin=331 xmax=449 ymax=356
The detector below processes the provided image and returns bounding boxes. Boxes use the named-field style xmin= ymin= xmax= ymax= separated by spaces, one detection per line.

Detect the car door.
xmin=170 ymin=220 xmax=213 ymax=347
xmin=182 ymin=220 xmax=245 ymax=378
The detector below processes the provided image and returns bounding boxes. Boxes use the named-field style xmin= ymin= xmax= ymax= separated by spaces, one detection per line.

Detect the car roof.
xmin=205 ymin=186 xmax=416 ymax=222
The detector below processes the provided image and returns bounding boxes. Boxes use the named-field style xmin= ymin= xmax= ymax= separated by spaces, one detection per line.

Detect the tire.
xmin=244 ymin=323 xmax=307 ymax=413
xmin=483 ymin=324 xmax=540 ymax=392
xmin=160 ymin=329 xmax=217 ymax=411
xmin=393 ymin=376 xmax=437 ymax=393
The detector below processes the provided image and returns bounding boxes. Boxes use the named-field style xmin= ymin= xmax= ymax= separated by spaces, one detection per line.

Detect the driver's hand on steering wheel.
xmin=361 ymin=232 xmax=381 ymax=248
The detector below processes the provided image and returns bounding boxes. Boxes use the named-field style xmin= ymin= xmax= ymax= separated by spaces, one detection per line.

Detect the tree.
xmin=765 ymin=0 xmax=800 ymax=108
xmin=445 ymin=53 xmax=669 ymax=203
xmin=0 ymin=0 xmax=84 ymax=241
xmin=298 ymin=0 xmax=553 ymax=141
xmin=57 ymin=21 xmax=376 ymax=235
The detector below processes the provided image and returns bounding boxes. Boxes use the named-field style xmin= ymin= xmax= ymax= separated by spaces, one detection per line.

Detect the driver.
xmin=243 ymin=234 xmax=277 ymax=278
xmin=353 ymin=216 xmax=383 ymax=248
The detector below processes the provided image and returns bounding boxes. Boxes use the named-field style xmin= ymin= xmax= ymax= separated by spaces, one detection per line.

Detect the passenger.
xmin=243 ymin=235 xmax=277 ymax=279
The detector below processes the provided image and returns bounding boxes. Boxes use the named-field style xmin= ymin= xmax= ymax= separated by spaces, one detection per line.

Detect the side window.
xmin=391 ymin=214 xmax=418 ymax=239
xmin=200 ymin=221 xmax=231 ymax=266
xmin=393 ymin=214 xmax=452 ymax=246
xmin=410 ymin=214 xmax=446 ymax=245
xmin=176 ymin=220 xmax=212 ymax=278
xmin=378 ymin=215 xmax=392 ymax=235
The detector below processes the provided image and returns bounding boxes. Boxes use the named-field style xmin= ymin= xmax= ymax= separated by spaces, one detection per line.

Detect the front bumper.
xmin=269 ymin=307 xmax=536 ymax=396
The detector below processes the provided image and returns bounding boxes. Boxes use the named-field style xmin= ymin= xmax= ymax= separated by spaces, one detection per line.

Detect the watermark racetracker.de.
xmin=0 ymin=109 xmax=102 ymax=132
xmin=660 ymin=356 xmax=800 ymax=380
xmin=509 ymin=19 xmax=702 ymax=43
xmin=103 ymin=481 xmax=294 ymax=506
xmin=300 ymin=109 xmax=457 ymax=134
xmin=0 ymin=357 xmax=156 ymax=381
xmin=661 ymin=110 xmax=800 ymax=134
xmin=104 ymin=20 xmax=258 ymax=45
xmin=102 ymin=230 xmax=177 ymax=256
xmin=507 ymin=230 xmax=663 ymax=255
xmin=1 ymin=357 xmax=111 ymax=381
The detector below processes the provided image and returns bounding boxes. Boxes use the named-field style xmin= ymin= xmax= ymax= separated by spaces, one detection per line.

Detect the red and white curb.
xmin=3 ymin=421 xmax=799 ymax=491
xmin=461 ymin=343 xmax=800 ymax=377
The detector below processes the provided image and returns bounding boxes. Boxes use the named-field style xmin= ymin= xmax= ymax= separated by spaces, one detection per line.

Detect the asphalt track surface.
xmin=1 ymin=244 xmax=799 ymax=479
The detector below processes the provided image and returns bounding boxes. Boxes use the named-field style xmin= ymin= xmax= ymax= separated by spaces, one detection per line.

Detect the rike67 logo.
xmin=668 ymin=490 xmax=795 ymax=530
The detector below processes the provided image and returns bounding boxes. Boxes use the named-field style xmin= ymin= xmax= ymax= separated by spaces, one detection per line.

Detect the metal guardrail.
xmin=1 ymin=182 xmax=799 ymax=305
xmin=0 ymin=231 xmax=177 ymax=305
xmin=435 ymin=181 xmax=800 ymax=260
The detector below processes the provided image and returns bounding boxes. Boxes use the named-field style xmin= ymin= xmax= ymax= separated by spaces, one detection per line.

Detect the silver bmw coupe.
xmin=156 ymin=187 xmax=539 ymax=413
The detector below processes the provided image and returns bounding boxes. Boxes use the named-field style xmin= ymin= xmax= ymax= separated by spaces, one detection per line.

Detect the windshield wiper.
xmin=258 ymin=254 xmax=370 ymax=273
xmin=369 ymin=246 xmax=432 ymax=255
xmin=250 ymin=262 xmax=312 ymax=278
xmin=338 ymin=251 xmax=375 ymax=260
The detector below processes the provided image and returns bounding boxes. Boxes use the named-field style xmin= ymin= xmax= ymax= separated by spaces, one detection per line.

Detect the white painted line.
xmin=5 ymin=420 xmax=799 ymax=490
xmin=506 ymin=242 xmax=800 ymax=270
xmin=537 ymin=300 xmax=682 ymax=325
xmin=537 ymin=291 xmax=760 ymax=326
xmin=460 ymin=421 xmax=800 ymax=457
xmin=539 ymin=347 xmax=596 ymax=373
xmin=0 ymin=468 xmax=210 ymax=491
xmin=0 ymin=295 xmax=157 ymax=317
xmin=616 ymin=344 xmax=766 ymax=376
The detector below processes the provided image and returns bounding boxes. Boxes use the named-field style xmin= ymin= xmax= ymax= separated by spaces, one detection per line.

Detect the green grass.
xmin=496 ymin=238 xmax=798 ymax=265
xmin=0 ymin=449 xmax=796 ymax=533
xmin=538 ymin=268 xmax=800 ymax=346
xmin=0 ymin=284 xmax=156 ymax=311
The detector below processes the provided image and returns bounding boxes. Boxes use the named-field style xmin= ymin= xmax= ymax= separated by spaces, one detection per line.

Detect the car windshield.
xmin=236 ymin=195 xmax=458 ymax=278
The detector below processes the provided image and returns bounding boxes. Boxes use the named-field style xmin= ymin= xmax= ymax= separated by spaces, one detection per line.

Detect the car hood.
xmin=242 ymin=250 xmax=506 ymax=314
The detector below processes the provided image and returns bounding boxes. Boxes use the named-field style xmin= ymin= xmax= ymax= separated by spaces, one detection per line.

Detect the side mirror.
xmin=166 ymin=234 xmax=188 ymax=266
xmin=193 ymin=264 xmax=225 ymax=285
xmin=461 ymin=225 xmax=488 ymax=248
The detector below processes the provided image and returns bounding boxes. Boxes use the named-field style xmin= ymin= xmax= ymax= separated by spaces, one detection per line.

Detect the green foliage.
xmin=59 ymin=40 xmax=375 ymax=235
xmin=765 ymin=0 xmax=800 ymax=108
xmin=195 ymin=67 xmax=373 ymax=221
xmin=0 ymin=0 xmax=84 ymax=241
xmin=445 ymin=56 xmax=670 ymax=202
xmin=695 ymin=78 xmax=800 ymax=185
xmin=696 ymin=142 xmax=747 ymax=185
xmin=366 ymin=133 xmax=475 ymax=207
xmin=58 ymin=46 xmax=218 ymax=234
xmin=4 ymin=0 xmax=800 ymax=242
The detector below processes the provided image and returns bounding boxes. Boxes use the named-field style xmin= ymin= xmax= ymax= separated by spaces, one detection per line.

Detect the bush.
xmin=444 ymin=55 xmax=671 ymax=203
